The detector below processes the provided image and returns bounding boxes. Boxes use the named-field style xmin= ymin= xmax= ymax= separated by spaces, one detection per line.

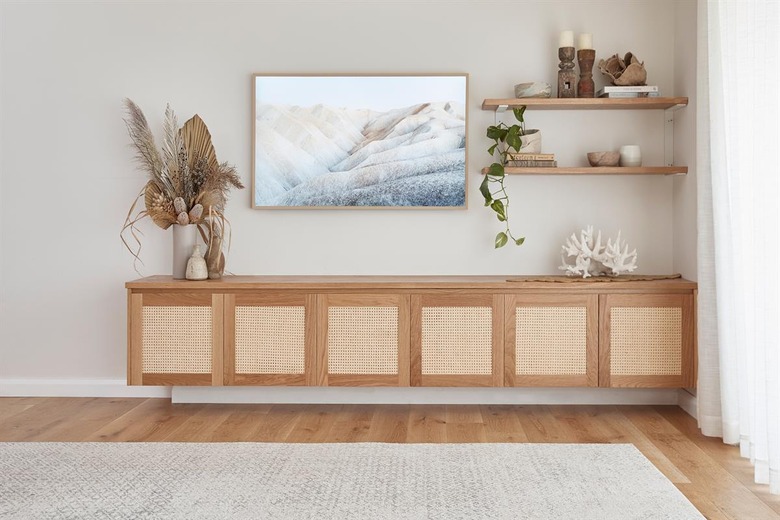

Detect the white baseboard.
xmin=0 ymin=379 xmax=697 ymax=413
xmin=172 ymin=386 xmax=681 ymax=405
xmin=0 ymin=379 xmax=171 ymax=398
xmin=677 ymin=389 xmax=697 ymax=419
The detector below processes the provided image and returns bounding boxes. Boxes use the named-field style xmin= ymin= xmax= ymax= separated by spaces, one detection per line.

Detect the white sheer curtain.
xmin=697 ymin=0 xmax=780 ymax=494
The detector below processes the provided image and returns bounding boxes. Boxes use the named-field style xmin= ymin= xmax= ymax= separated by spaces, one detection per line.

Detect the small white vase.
xmin=185 ymin=245 xmax=209 ymax=281
xmin=172 ymin=224 xmax=197 ymax=280
xmin=619 ymin=145 xmax=642 ymax=167
xmin=519 ymin=129 xmax=542 ymax=154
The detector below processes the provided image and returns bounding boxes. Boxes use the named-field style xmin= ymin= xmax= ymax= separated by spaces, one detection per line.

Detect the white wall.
xmin=673 ymin=0 xmax=698 ymax=280
xmin=0 ymin=0 xmax=689 ymax=383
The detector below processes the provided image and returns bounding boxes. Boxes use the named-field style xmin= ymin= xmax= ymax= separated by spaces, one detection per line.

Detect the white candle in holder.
xmin=578 ymin=33 xmax=593 ymax=49
xmin=559 ymin=30 xmax=574 ymax=48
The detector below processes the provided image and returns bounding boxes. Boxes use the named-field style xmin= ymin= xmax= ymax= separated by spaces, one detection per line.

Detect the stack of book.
xmin=597 ymin=85 xmax=660 ymax=98
xmin=507 ymin=153 xmax=557 ymax=167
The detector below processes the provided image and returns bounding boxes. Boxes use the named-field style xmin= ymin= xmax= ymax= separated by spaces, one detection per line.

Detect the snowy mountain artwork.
xmin=253 ymin=75 xmax=467 ymax=208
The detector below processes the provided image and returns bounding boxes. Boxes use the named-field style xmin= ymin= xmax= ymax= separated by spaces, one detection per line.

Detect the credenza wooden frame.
xmin=127 ymin=276 xmax=697 ymax=389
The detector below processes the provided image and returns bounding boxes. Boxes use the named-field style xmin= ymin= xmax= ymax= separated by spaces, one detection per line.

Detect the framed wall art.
xmin=252 ymin=73 xmax=468 ymax=209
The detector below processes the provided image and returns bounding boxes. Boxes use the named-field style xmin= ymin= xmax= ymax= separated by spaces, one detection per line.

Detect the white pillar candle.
xmin=578 ymin=33 xmax=593 ymax=49
xmin=559 ymin=30 xmax=574 ymax=48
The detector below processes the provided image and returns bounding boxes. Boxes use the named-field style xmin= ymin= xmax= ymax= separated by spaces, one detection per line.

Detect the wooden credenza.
xmin=126 ymin=276 xmax=697 ymax=389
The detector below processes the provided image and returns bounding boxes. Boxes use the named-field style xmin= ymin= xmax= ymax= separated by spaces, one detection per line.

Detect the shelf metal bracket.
xmin=494 ymin=105 xmax=509 ymax=126
xmin=664 ymin=103 xmax=685 ymax=167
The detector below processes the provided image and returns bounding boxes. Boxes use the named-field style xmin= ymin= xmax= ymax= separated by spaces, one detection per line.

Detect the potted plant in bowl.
xmin=480 ymin=106 xmax=536 ymax=248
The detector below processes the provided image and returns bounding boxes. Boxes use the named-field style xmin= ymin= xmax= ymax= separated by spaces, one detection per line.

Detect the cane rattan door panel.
xmin=224 ymin=293 xmax=316 ymax=386
xmin=505 ymin=294 xmax=598 ymax=387
xmin=411 ymin=294 xmax=503 ymax=387
xmin=317 ymin=294 xmax=410 ymax=386
xmin=599 ymin=294 xmax=695 ymax=387
xmin=128 ymin=292 xmax=223 ymax=386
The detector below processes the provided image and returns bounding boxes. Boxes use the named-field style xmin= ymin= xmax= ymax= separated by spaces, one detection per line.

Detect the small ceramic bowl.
xmin=587 ymin=151 xmax=620 ymax=167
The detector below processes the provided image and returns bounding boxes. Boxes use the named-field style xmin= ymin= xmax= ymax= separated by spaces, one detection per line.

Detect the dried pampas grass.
xmin=120 ymin=99 xmax=244 ymax=277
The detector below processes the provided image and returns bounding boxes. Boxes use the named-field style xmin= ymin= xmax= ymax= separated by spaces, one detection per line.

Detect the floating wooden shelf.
xmin=481 ymin=97 xmax=689 ymax=111
xmin=480 ymin=166 xmax=688 ymax=176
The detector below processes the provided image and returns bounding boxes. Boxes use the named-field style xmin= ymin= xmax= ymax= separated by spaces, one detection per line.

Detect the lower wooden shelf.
xmin=126 ymin=276 xmax=697 ymax=389
xmin=480 ymin=166 xmax=688 ymax=176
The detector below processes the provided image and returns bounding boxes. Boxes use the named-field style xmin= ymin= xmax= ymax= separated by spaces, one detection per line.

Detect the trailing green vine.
xmin=480 ymin=106 xmax=527 ymax=248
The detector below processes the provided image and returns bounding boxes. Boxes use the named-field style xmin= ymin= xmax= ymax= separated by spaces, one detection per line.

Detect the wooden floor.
xmin=0 ymin=399 xmax=777 ymax=519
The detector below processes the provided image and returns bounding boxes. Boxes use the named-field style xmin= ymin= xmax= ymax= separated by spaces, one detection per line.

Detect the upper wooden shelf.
xmin=481 ymin=97 xmax=689 ymax=111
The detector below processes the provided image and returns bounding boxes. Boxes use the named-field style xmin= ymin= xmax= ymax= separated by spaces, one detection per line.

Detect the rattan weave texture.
xmin=611 ymin=307 xmax=682 ymax=375
xmin=142 ymin=306 xmax=212 ymax=373
xmin=235 ymin=306 xmax=305 ymax=374
xmin=422 ymin=307 xmax=492 ymax=375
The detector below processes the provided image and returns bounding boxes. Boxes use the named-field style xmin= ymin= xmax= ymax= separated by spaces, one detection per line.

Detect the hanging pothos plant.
xmin=480 ymin=106 xmax=527 ymax=248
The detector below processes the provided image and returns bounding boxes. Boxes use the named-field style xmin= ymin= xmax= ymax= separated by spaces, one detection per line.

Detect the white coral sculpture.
xmin=559 ymin=226 xmax=638 ymax=278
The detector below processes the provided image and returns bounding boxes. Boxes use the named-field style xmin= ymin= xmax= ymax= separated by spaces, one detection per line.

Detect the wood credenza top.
xmin=126 ymin=275 xmax=697 ymax=292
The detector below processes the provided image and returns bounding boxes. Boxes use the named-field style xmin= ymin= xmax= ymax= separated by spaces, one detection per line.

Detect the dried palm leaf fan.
xmin=120 ymin=99 xmax=243 ymax=278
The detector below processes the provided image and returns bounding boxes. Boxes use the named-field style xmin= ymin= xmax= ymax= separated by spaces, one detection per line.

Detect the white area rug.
xmin=0 ymin=443 xmax=703 ymax=520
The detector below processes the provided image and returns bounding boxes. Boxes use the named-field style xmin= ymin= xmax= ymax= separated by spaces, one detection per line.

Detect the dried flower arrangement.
xmin=120 ymin=99 xmax=244 ymax=278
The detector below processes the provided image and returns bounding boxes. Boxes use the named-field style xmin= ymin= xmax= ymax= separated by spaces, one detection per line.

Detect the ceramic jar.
xmin=519 ymin=129 xmax=542 ymax=154
xmin=619 ymin=145 xmax=642 ymax=167
xmin=172 ymin=224 xmax=197 ymax=279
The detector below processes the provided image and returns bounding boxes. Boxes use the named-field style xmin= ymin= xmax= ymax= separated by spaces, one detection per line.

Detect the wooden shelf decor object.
xmin=127 ymin=276 xmax=697 ymax=390
xmin=481 ymin=97 xmax=689 ymax=111
xmin=479 ymin=166 xmax=688 ymax=176
xmin=480 ymin=96 xmax=689 ymax=175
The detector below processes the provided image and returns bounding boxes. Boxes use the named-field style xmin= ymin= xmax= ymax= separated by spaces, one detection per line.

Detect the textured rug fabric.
xmin=0 ymin=443 xmax=703 ymax=520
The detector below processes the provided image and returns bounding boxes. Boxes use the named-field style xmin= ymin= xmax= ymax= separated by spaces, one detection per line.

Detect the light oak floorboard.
xmin=479 ymin=405 xmax=529 ymax=443
xmin=327 ymin=405 xmax=375 ymax=443
xmin=621 ymin=406 xmax=778 ymax=520
xmin=407 ymin=405 xmax=447 ymax=443
xmin=0 ymin=398 xmax=113 ymax=441
xmin=245 ymin=404 xmax=301 ymax=442
xmin=282 ymin=405 xmax=342 ymax=443
xmin=513 ymin=405 xmax=571 ymax=443
xmin=574 ymin=406 xmax=690 ymax=484
xmin=208 ymin=405 xmax=274 ymax=443
xmin=161 ymin=405 xmax=240 ymax=442
xmin=86 ymin=400 xmax=204 ymax=442
xmin=367 ymin=405 xmax=409 ymax=443
xmin=25 ymin=398 xmax=143 ymax=442
xmin=445 ymin=405 xmax=487 ymax=443
xmin=658 ymin=406 xmax=780 ymax=516
xmin=0 ymin=398 xmax=776 ymax=519
xmin=0 ymin=398 xmax=41 ymax=424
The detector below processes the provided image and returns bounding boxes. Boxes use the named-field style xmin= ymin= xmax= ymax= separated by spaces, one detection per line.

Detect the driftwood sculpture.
xmin=598 ymin=52 xmax=647 ymax=86
xmin=559 ymin=226 xmax=638 ymax=278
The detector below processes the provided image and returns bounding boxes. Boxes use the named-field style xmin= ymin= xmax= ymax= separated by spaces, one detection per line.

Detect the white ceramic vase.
xmin=172 ymin=224 xmax=197 ymax=280
xmin=519 ymin=129 xmax=542 ymax=154
xmin=619 ymin=145 xmax=642 ymax=167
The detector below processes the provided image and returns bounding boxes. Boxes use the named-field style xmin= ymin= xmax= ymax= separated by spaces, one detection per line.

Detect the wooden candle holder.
xmin=557 ymin=47 xmax=576 ymax=98
xmin=577 ymin=49 xmax=596 ymax=98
